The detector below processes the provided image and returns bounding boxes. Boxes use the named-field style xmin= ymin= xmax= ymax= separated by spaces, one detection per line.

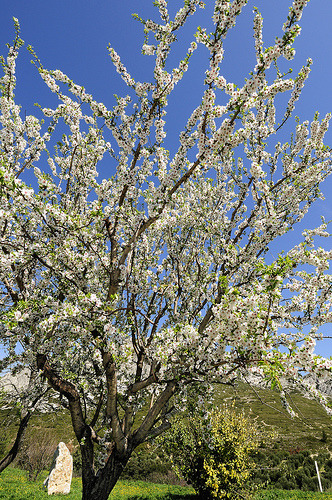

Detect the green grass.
xmin=2 ymin=468 xmax=332 ymax=499
xmin=3 ymin=468 xmax=332 ymax=500
xmin=256 ymin=490 xmax=332 ymax=499
xmin=0 ymin=468 xmax=81 ymax=500
xmin=0 ymin=468 xmax=196 ymax=500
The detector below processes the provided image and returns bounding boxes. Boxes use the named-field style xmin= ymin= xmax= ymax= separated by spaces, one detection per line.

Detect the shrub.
xmin=270 ymin=455 xmax=281 ymax=467
xmin=251 ymin=448 xmax=332 ymax=492
xmin=122 ymin=445 xmax=171 ymax=482
xmin=321 ymin=430 xmax=328 ymax=443
xmin=161 ymin=403 xmax=261 ymax=500
xmin=275 ymin=476 xmax=298 ymax=490
xmin=72 ymin=448 xmax=82 ymax=476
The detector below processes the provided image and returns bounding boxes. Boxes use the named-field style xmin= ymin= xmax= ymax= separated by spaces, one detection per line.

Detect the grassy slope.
xmin=214 ymin=382 xmax=332 ymax=453
xmin=0 ymin=406 xmax=76 ymax=449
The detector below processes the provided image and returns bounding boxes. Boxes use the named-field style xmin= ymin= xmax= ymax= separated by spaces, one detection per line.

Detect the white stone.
xmin=43 ymin=442 xmax=73 ymax=495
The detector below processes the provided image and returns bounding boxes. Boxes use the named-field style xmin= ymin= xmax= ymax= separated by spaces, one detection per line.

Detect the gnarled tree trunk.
xmin=82 ymin=446 xmax=131 ymax=500
xmin=36 ymin=353 xmax=176 ymax=500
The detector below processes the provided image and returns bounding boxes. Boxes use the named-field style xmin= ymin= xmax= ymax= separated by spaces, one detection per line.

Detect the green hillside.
xmin=1 ymin=381 xmax=331 ymax=457
xmin=215 ymin=381 xmax=332 ymax=454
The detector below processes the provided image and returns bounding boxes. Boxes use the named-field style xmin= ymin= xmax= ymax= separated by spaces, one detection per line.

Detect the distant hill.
xmin=1 ymin=370 xmax=331 ymax=456
xmin=215 ymin=380 xmax=332 ymax=454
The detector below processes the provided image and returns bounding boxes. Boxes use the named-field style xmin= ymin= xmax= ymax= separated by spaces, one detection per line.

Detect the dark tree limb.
xmin=0 ymin=411 xmax=31 ymax=474
xmin=0 ymin=387 xmax=46 ymax=474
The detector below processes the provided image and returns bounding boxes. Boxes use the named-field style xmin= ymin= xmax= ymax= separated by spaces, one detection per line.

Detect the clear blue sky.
xmin=1 ymin=0 xmax=332 ymax=358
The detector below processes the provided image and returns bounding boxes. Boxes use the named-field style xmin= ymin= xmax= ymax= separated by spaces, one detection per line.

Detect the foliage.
xmin=72 ymin=448 xmax=82 ymax=476
xmin=252 ymin=448 xmax=332 ymax=492
xmin=1 ymin=0 xmax=332 ymax=498
xmin=0 ymin=436 xmax=8 ymax=463
xmin=214 ymin=381 xmax=332 ymax=455
xmin=0 ymin=393 xmax=20 ymax=461
xmin=321 ymin=430 xmax=328 ymax=444
xmin=121 ymin=445 xmax=173 ymax=483
xmin=161 ymin=404 xmax=261 ymax=499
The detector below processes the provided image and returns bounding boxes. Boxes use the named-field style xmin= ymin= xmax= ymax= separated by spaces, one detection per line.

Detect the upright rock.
xmin=43 ymin=442 xmax=73 ymax=495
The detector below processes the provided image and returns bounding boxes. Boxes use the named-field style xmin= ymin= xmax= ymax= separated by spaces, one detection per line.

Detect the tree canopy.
xmin=0 ymin=1 xmax=332 ymax=499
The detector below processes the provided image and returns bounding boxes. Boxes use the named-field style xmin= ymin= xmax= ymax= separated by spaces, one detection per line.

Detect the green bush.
xmin=122 ymin=445 xmax=171 ymax=482
xmin=321 ymin=430 xmax=328 ymax=443
xmin=251 ymin=447 xmax=332 ymax=492
xmin=275 ymin=477 xmax=297 ymax=490
xmin=72 ymin=448 xmax=82 ymax=475
xmin=73 ymin=440 xmax=175 ymax=484
xmin=160 ymin=403 xmax=262 ymax=499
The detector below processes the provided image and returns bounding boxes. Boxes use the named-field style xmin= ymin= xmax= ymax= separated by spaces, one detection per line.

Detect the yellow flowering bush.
xmin=161 ymin=403 xmax=261 ymax=500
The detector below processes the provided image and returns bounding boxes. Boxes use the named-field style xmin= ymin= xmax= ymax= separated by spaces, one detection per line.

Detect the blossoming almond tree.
xmin=1 ymin=1 xmax=332 ymax=499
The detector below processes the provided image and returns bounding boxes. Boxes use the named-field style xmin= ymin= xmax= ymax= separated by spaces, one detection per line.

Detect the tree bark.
xmin=0 ymin=411 xmax=31 ymax=474
xmin=84 ymin=450 xmax=131 ymax=500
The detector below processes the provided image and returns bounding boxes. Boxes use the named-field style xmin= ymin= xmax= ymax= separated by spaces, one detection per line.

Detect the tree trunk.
xmin=36 ymin=354 xmax=177 ymax=500
xmin=81 ymin=448 xmax=131 ymax=500
xmin=0 ymin=411 xmax=31 ymax=474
